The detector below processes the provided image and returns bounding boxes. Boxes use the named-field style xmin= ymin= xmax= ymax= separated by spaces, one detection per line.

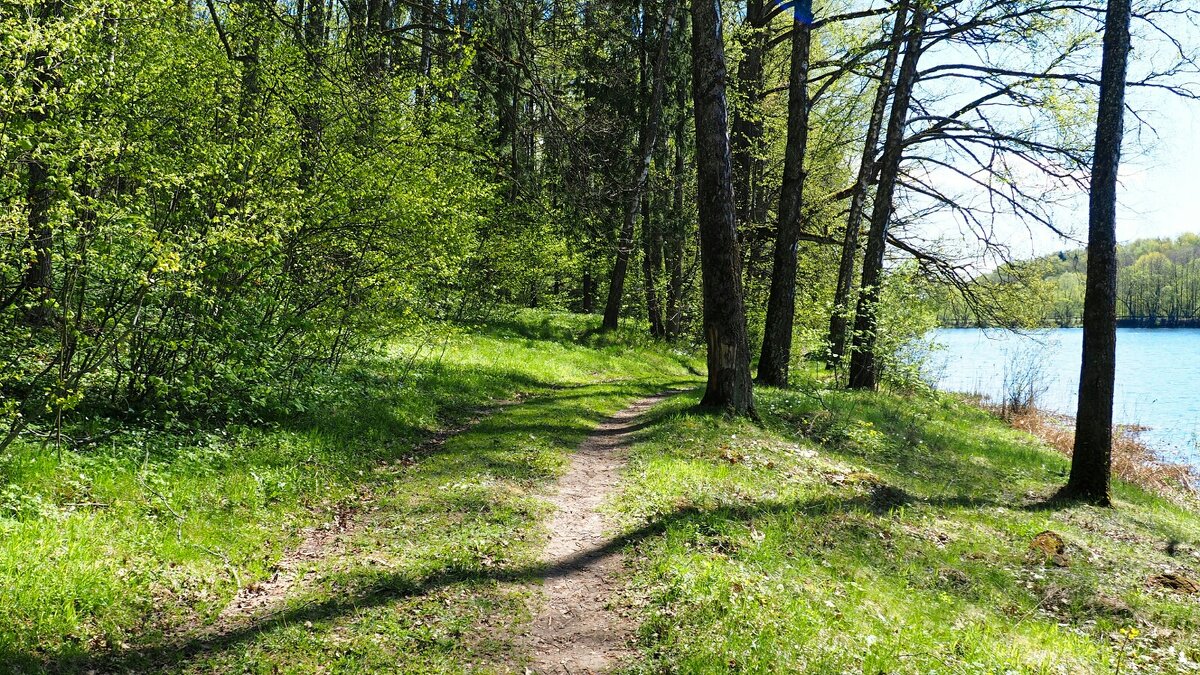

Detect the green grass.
xmin=0 ymin=309 xmax=702 ymax=673
xmin=613 ymin=365 xmax=1200 ymax=674
xmin=6 ymin=313 xmax=1200 ymax=674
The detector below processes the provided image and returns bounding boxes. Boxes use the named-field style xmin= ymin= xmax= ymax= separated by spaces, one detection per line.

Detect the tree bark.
xmin=826 ymin=0 xmax=909 ymax=370
xmin=602 ymin=0 xmax=678 ymax=331
xmin=347 ymin=0 xmax=367 ymax=56
xmin=732 ymin=0 xmax=766 ymax=228
xmin=366 ymin=0 xmax=387 ymax=76
xmin=756 ymin=20 xmax=811 ymax=387
xmin=665 ymin=108 xmax=688 ymax=338
xmin=1061 ymin=0 xmax=1131 ymax=506
xmin=298 ymin=0 xmax=326 ymax=190
xmin=21 ymin=0 xmax=64 ymax=325
xmin=847 ymin=5 xmax=927 ymax=391
xmin=691 ymin=0 xmax=755 ymax=415
xmin=416 ymin=1 xmax=434 ymax=110
xmin=581 ymin=271 xmax=595 ymax=314
xmin=236 ymin=0 xmax=267 ymax=127
xmin=642 ymin=195 xmax=666 ymax=337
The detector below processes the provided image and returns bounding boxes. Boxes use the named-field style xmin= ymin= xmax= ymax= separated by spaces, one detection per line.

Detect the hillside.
xmin=3 ymin=311 xmax=1199 ymax=673
xmin=939 ymin=235 xmax=1200 ymax=328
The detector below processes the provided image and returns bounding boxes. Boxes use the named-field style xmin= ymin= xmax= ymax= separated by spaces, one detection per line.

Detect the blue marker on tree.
xmin=770 ymin=0 xmax=815 ymax=25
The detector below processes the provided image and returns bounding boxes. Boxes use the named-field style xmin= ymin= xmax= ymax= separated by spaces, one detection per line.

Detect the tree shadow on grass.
xmin=13 ymin=491 xmax=950 ymax=674
xmin=3 ymin=380 xmax=707 ymax=673
xmin=0 ymin=364 xmax=702 ymax=673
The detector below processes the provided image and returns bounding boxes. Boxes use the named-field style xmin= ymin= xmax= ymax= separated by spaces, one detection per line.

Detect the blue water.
xmin=928 ymin=328 xmax=1200 ymax=468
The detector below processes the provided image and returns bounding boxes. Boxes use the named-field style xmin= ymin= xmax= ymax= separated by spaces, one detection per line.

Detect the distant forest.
xmin=939 ymin=235 xmax=1200 ymax=328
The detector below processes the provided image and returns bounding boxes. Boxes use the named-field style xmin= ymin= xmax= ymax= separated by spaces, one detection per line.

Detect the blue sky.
xmin=1116 ymin=85 xmax=1200 ymax=248
xmin=1004 ymin=86 xmax=1200 ymax=258
xmin=911 ymin=32 xmax=1199 ymax=262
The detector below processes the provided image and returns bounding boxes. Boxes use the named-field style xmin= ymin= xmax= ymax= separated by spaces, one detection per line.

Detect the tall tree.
xmin=826 ymin=1 xmax=909 ymax=370
xmin=691 ymin=0 xmax=755 ymax=414
xmin=756 ymin=17 xmax=812 ymax=387
xmin=298 ymin=0 xmax=327 ymax=190
xmin=642 ymin=197 xmax=667 ymax=337
xmin=602 ymin=0 xmax=678 ymax=331
xmin=731 ymin=0 xmax=767 ymax=229
xmin=847 ymin=4 xmax=927 ymax=391
xmin=665 ymin=132 xmax=688 ymax=337
xmin=416 ymin=0 xmax=435 ymax=110
xmin=664 ymin=12 xmax=692 ymax=339
xmin=1060 ymin=0 xmax=1133 ymax=505
xmin=20 ymin=0 xmax=64 ymax=325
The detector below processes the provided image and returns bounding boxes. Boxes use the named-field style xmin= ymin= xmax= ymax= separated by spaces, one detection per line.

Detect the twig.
xmin=138 ymin=449 xmax=243 ymax=589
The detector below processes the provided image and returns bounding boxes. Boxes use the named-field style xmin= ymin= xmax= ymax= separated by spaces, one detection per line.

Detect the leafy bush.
xmin=0 ymin=2 xmax=533 ymax=446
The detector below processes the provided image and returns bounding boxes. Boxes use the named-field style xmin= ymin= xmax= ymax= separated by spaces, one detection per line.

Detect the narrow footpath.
xmin=525 ymin=391 xmax=680 ymax=674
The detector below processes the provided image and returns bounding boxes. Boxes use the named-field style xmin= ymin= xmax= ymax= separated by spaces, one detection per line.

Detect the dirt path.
xmin=216 ymin=402 xmax=515 ymax=630
xmin=525 ymin=391 xmax=680 ymax=674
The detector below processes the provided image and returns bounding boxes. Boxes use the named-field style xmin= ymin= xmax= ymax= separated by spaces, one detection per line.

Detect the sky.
xmin=901 ymin=7 xmax=1200 ymax=263
xmin=1115 ymin=86 xmax=1200 ymax=248
xmin=1007 ymin=86 xmax=1200 ymax=258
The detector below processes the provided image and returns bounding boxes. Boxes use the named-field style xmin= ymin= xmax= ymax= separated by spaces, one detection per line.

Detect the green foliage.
xmin=0 ymin=310 xmax=702 ymax=670
xmin=933 ymin=261 xmax=1056 ymax=329
xmin=939 ymin=235 xmax=1200 ymax=328
xmin=874 ymin=265 xmax=942 ymax=390
xmin=823 ymin=264 xmax=941 ymax=390
xmin=0 ymin=1 xmax=525 ymax=442
xmin=1 ymin=0 xmax=1187 ymax=665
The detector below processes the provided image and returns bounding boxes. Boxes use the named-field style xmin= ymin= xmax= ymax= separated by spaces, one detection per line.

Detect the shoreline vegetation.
xmin=977 ymin=397 xmax=1200 ymax=501
xmin=937 ymin=236 xmax=1200 ymax=330
xmin=617 ymin=362 xmax=1200 ymax=672
xmin=940 ymin=320 xmax=1200 ymax=330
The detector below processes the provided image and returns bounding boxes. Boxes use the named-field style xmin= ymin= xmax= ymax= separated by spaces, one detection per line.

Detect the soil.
xmin=524 ymin=391 xmax=681 ymax=674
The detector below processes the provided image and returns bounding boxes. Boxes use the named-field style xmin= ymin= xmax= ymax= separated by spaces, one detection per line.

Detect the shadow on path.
xmin=16 ymin=483 xmax=1011 ymax=674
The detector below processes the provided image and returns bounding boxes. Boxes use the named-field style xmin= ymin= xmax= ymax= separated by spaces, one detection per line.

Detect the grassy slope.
xmin=615 ymin=368 xmax=1200 ymax=674
xmin=6 ymin=313 xmax=1200 ymax=674
xmin=0 ymin=310 xmax=702 ymax=673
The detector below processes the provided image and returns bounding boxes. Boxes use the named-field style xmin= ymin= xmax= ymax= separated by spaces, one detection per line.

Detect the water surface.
xmin=929 ymin=328 xmax=1200 ymax=467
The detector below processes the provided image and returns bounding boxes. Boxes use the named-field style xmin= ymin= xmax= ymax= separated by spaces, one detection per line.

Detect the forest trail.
xmin=525 ymin=391 xmax=679 ymax=674
xmin=215 ymin=403 xmax=513 ymax=630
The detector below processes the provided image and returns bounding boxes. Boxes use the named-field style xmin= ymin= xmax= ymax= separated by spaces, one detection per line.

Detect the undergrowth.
xmin=0 ymin=309 xmax=702 ymax=673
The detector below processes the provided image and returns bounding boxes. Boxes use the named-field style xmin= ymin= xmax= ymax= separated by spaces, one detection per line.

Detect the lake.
xmin=928 ymin=328 xmax=1200 ymax=468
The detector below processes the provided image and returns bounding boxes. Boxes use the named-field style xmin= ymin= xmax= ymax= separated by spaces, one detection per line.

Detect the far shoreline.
xmin=937 ymin=322 xmax=1200 ymax=330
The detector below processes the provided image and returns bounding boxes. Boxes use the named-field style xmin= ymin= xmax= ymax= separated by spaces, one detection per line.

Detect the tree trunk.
xmin=581 ymin=271 xmax=595 ymax=314
xmin=665 ymin=111 xmax=688 ymax=338
xmin=601 ymin=0 xmax=678 ymax=331
xmin=347 ymin=0 xmax=367 ymax=56
xmin=847 ymin=5 xmax=927 ymax=391
xmin=237 ymin=0 xmax=267 ymax=127
xmin=642 ymin=195 xmax=666 ymax=337
xmin=732 ymin=0 xmax=766 ymax=227
xmin=298 ymin=0 xmax=326 ymax=190
xmin=21 ymin=0 xmax=63 ymax=325
xmin=416 ymin=2 xmax=434 ymax=109
xmin=755 ymin=21 xmax=811 ymax=387
xmin=826 ymin=1 xmax=909 ymax=370
xmin=23 ymin=162 xmax=54 ymax=324
xmin=1060 ymin=0 xmax=1131 ymax=506
xmin=691 ymin=0 xmax=755 ymax=415
xmin=366 ymin=0 xmax=387 ymax=76
xmin=380 ymin=0 xmax=396 ymax=71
